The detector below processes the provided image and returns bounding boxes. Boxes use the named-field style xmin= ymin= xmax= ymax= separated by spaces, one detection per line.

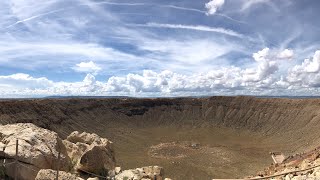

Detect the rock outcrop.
xmin=115 ymin=166 xmax=164 ymax=180
xmin=0 ymin=123 xmax=70 ymax=180
xmin=0 ymin=123 xmax=169 ymax=180
xmin=63 ymin=131 xmax=116 ymax=175
xmin=250 ymin=147 xmax=320 ymax=180
xmin=35 ymin=169 xmax=84 ymax=180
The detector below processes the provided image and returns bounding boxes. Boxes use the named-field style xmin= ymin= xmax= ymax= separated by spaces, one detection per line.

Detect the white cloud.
xmin=253 ymin=48 xmax=270 ymax=62
xmin=0 ymin=42 xmax=136 ymax=60
xmin=0 ymin=69 xmax=279 ymax=97
xmin=1 ymin=0 xmax=319 ymax=97
xmin=243 ymin=48 xmax=281 ymax=83
xmin=0 ymin=0 xmax=249 ymax=82
xmin=0 ymin=73 xmax=53 ymax=89
xmin=6 ymin=8 xmax=66 ymax=29
xmin=286 ymin=50 xmax=320 ymax=87
xmin=241 ymin=0 xmax=271 ymax=11
xmin=252 ymin=48 xmax=294 ymax=62
xmin=1 ymin=48 xmax=320 ymax=97
xmin=277 ymin=49 xmax=294 ymax=60
xmin=132 ymin=23 xmax=244 ymax=38
xmin=242 ymin=61 xmax=278 ymax=82
xmin=138 ymin=39 xmax=239 ymax=72
xmin=0 ymin=41 xmax=143 ymax=71
xmin=205 ymin=0 xmax=225 ymax=15
xmin=0 ymin=48 xmax=304 ymax=97
xmin=244 ymin=48 xmax=296 ymax=84
xmin=73 ymin=61 xmax=102 ymax=74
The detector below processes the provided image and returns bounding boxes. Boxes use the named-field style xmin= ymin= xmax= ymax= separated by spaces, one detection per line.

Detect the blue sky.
xmin=0 ymin=0 xmax=319 ymax=97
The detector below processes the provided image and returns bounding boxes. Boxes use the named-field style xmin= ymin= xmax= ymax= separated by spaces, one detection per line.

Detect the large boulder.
xmin=115 ymin=166 xmax=164 ymax=180
xmin=0 ymin=123 xmax=71 ymax=180
xmin=63 ymin=131 xmax=116 ymax=175
xmin=35 ymin=169 xmax=84 ymax=180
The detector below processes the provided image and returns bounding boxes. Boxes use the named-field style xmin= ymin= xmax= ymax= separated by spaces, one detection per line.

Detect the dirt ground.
xmin=113 ymin=127 xmax=279 ymax=179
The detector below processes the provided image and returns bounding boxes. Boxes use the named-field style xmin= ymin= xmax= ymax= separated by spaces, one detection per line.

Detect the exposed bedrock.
xmin=0 ymin=123 xmax=70 ymax=180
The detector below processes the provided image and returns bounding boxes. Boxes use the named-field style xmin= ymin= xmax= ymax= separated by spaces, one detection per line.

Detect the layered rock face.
xmin=0 ymin=123 xmax=70 ymax=180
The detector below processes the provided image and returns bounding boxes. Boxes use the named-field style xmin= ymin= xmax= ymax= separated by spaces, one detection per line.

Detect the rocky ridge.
xmin=0 ymin=123 xmax=169 ymax=180
xmin=249 ymin=147 xmax=320 ymax=180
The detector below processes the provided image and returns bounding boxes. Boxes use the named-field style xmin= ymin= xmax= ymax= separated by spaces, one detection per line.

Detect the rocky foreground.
xmin=2 ymin=123 xmax=320 ymax=179
xmin=0 ymin=123 xmax=171 ymax=180
xmin=248 ymin=147 xmax=320 ymax=180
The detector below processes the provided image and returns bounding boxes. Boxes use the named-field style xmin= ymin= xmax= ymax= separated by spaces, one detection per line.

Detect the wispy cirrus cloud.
xmin=5 ymin=8 xmax=66 ymax=29
xmin=0 ymin=0 xmax=319 ymax=97
xmin=128 ymin=22 xmax=244 ymax=38
xmin=240 ymin=0 xmax=278 ymax=12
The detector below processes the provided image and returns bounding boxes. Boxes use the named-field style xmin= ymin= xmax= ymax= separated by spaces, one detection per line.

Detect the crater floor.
xmin=113 ymin=127 xmax=282 ymax=179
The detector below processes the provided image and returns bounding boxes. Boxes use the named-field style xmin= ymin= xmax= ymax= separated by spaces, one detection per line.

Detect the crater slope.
xmin=1 ymin=96 xmax=320 ymax=179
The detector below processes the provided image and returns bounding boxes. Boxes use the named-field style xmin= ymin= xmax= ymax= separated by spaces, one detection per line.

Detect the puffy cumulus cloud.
xmin=252 ymin=48 xmax=293 ymax=62
xmin=0 ymin=48 xmax=290 ymax=97
xmin=0 ymin=73 xmax=106 ymax=97
xmin=0 ymin=69 xmax=281 ymax=97
xmin=105 ymin=69 xmax=263 ymax=94
xmin=244 ymin=47 xmax=294 ymax=83
xmin=286 ymin=50 xmax=320 ymax=87
xmin=0 ymin=73 xmax=53 ymax=98
xmin=278 ymin=49 xmax=294 ymax=60
xmin=205 ymin=0 xmax=225 ymax=15
xmin=253 ymin=48 xmax=270 ymax=62
xmin=105 ymin=70 xmax=173 ymax=94
xmin=0 ymin=73 xmax=53 ymax=89
xmin=3 ymin=50 xmax=320 ymax=97
xmin=72 ymin=61 xmax=102 ymax=74
xmin=242 ymin=61 xmax=278 ymax=82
